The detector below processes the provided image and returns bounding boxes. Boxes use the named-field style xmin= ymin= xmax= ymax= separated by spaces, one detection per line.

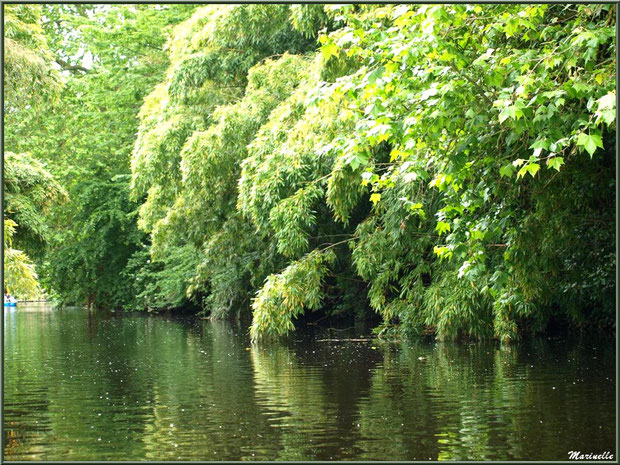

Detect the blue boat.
xmin=4 ymin=294 xmax=18 ymax=307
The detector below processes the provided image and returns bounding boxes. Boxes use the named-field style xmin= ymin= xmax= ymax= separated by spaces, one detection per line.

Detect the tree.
xmin=3 ymin=151 xmax=67 ymax=260
xmin=5 ymin=4 xmax=196 ymax=307
xmin=3 ymin=4 xmax=62 ymax=109
xmin=130 ymin=4 xmax=615 ymax=340
xmin=312 ymin=4 xmax=616 ymax=340
xmin=5 ymin=4 xmax=614 ymax=342
xmin=3 ymin=151 xmax=66 ymax=298
xmin=4 ymin=219 xmax=40 ymax=299
xmin=262 ymin=4 xmax=615 ymax=340
xmin=130 ymin=5 xmax=327 ymax=315
xmin=3 ymin=5 xmax=65 ymax=298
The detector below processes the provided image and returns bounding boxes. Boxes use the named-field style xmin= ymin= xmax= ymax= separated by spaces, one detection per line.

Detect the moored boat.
xmin=4 ymin=293 xmax=18 ymax=307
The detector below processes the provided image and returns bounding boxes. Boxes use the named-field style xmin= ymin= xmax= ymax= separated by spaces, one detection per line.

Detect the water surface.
xmin=3 ymin=304 xmax=616 ymax=460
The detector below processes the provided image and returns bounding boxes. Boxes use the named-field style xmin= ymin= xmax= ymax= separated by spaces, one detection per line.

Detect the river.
xmin=3 ymin=304 xmax=616 ymax=461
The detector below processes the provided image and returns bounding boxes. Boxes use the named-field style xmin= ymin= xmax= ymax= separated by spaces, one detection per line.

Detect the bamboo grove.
xmin=3 ymin=4 xmax=616 ymax=341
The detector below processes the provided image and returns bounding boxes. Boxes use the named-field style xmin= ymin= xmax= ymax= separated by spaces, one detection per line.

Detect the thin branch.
xmin=319 ymin=237 xmax=357 ymax=251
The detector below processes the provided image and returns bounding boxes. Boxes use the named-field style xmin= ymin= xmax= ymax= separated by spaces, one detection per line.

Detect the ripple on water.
xmin=4 ymin=306 xmax=616 ymax=461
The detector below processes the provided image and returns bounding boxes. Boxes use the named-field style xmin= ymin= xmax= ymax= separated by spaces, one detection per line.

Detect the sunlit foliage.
xmin=3 ymin=152 xmax=67 ymax=258
xmin=130 ymin=5 xmax=326 ymax=316
xmin=130 ymin=4 xmax=615 ymax=341
xmin=313 ymin=4 xmax=616 ymax=340
xmin=3 ymin=219 xmax=40 ymax=299
xmin=3 ymin=152 xmax=66 ymax=298
xmin=3 ymin=4 xmax=62 ymax=108
xmin=5 ymin=5 xmax=195 ymax=308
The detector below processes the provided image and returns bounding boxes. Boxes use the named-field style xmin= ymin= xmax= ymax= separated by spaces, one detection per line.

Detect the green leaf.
xmin=547 ymin=157 xmax=565 ymax=171
xmin=517 ymin=162 xmax=540 ymax=179
xmin=321 ymin=42 xmax=339 ymax=60
xmin=499 ymin=104 xmax=523 ymax=123
xmin=577 ymin=132 xmax=603 ymax=156
xmin=498 ymin=106 xmax=513 ymax=123
xmin=367 ymin=66 xmax=385 ymax=85
xmin=436 ymin=221 xmax=451 ymax=235
xmin=433 ymin=245 xmax=453 ymax=261
xmin=526 ymin=163 xmax=540 ymax=177
xmin=369 ymin=193 xmax=381 ymax=205
xmin=499 ymin=164 xmax=514 ymax=178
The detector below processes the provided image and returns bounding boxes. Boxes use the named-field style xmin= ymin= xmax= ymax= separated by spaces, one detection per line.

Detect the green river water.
xmin=3 ymin=304 xmax=616 ymax=461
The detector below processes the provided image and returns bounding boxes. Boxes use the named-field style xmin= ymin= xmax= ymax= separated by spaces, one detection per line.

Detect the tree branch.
xmin=55 ymin=57 xmax=89 ymax=73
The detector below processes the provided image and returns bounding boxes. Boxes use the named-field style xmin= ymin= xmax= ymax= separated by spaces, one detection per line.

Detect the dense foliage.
xmin=3 ymin=5 xmax=64 ymax=298
xmin=130 ymin=4 xmax=614 ymax=341
xmin=308 ymin=4 xmax=617 ymax=340
xmin=4 ymin=4 xmax=195 ymax=306
xmin=3 ymin=4 xmax=62 ymax=109
xmin=129 ymin=5 xmax=326 ymax=313
xmin=4 ymin=4 xmax=615 ymax=341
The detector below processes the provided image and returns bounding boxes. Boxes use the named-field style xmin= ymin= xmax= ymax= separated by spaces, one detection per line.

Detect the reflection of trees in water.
xmin=4 ymin=310 xmax=54 ymax=460
xmin=6 ymin=311 xmax=615 ymax=461
xmin=250 ymin=341 xmax=384 ymax=460
xmin=355 ymin=343 xmax=442 ymax=460
xmin=353 ymin=342 xmax=525 ymax=459
xmin=141 ymin=318 xmax=227 ymax=460
xmin=143 ymin=319 xmax=274 ymax=460
xmin=426 ymin=343 xmax=523 ymax=460
xmin=357 ymin=340 xmax=615 ymax=461
xmin=250 ymin=343 xmax=333 ymax=460
xmin=357 ymin=343 xmax=530 ymax=460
